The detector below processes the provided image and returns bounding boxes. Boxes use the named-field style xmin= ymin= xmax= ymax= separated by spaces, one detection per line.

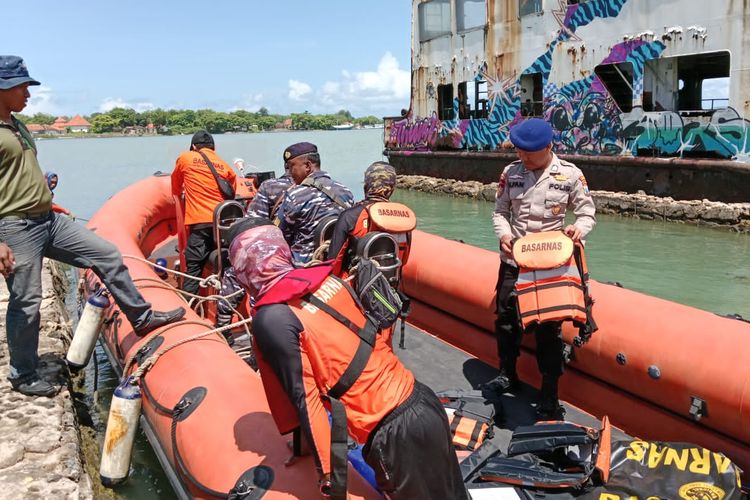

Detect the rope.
xmin=122 ymin=316 xmax=254 ymax=382
xmin=309 ymin=241 xmax=331 ymax=265
xmin=119 ymin=254 xmax=256 ymax=373
xmin=123 ymin=254 xmax=210 ymax=284
xmin=131 ymin=275 xmax=251 ymax=338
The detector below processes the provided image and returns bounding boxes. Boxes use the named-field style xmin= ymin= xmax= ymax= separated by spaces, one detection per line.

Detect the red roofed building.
xmin=25 ymin=115 xmax=92 ymax=135
xmin=52 ymin=117 xmax=68 ymax=132
xmin=65 ymin=115 xmax=92 ymax=133
xmin=26 ymin=123 xmax=62 ymax=135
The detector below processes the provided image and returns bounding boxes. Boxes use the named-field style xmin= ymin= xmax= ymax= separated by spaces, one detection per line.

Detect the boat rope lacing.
xmin=122 ymin=254 xmax=251 ymax=339
xmin=121 ymin=315 xmax=254 ymax=382
xmin=115 ymin=255 xmax=255 ymax=368
xmin=308 ymin=241 xmax=331 ymax=265
xmin=123 ymin=254 xmax=221 ymax=288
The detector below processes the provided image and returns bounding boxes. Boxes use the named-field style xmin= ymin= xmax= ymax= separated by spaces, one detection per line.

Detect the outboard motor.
xmin=355 ymin=232 xmax=401 ymax=285
xmin=100 ymin=377 xmax=142 ymax=486
xmin=245 ymin=170 xmax=276 ymax=190
xmin=67 ymin=289 xmax=110 ymax=371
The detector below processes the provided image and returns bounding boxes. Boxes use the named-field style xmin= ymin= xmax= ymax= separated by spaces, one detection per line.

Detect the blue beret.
xmin=509 ymin=118 xmax=553 ymax=152
xmin=283 ymin=142 xmax=318 ymax=163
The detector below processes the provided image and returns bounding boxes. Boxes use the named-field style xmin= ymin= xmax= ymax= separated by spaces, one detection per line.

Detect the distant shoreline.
xmin=33 ymin=128 xmax=382 ymax=140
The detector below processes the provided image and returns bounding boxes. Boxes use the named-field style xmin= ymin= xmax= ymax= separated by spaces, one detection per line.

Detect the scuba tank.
xmin=154 ymin=257 xmax=168 ymax=280
xmin=100 ymin=377 xmax=142 ymax=486
xmin=66 ymin=289 xmax=110 ymax=370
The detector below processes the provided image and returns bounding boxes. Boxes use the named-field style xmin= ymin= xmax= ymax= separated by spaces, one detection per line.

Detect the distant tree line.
xmin=14 ymin=107 xmax=382 ymax=134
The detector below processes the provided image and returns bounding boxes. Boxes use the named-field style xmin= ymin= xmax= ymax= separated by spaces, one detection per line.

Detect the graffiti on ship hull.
xmin=389 ymin=0 xmax=750 ymax=161
xmin=622 ymin=107 xmax=750 ymax=160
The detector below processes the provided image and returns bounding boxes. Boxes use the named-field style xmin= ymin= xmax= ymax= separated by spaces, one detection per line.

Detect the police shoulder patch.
xmin=579 ymin=175 xmax=591 ymax=195
xmin=498 ymin=171 xmax=507 ymax=193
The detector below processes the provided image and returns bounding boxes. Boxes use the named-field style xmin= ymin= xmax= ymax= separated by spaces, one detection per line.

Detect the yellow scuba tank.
xmin=66 ymin=290 xmax=109 ymax=371
xmin=99 ymin=377 xmax=142 ymax=486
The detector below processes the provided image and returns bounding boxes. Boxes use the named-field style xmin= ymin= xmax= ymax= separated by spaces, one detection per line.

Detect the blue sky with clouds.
xmin=4 ymin=1 xmax=412 ymax=117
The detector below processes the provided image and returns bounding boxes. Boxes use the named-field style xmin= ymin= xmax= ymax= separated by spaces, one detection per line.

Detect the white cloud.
xmin=288 ymin=79 xmax=312 ymax=101
xmin=701 ymin=77 xmax=729 ymax=100
xmin=99 ymin=98 xmax=156 ymax=113
xmin=319 ymin=52 xmax=410 ymax=114
xmin=24 ymin=86 xmax=58 ymax=115
xmin=230 ymin=93 xmax=265 ymax=112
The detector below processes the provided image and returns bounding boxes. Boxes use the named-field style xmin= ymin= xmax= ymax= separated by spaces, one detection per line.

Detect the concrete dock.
xmin=0 ymin=260 xmax=93 ymax=499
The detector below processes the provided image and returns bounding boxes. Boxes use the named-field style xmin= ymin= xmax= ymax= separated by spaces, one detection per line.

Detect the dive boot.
xmin=536 ymin=403 xmax=566 ymax=421
xmin=481 ymin=367 xmax=520 ymax=395
xmin=536 ymin=376 xmax=565 ymax=420
xmin=134 ymin=307 xmax=186 ymax=337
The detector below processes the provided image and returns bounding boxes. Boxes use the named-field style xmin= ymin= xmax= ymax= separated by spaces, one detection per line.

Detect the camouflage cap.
xmin=364 ymin=161 xmax=397 ymax=199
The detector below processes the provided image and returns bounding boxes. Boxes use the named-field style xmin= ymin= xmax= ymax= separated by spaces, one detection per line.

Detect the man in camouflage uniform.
xmin=486 ymin=118 xmax=596 ymax=420
xmin=274 ymin=142 xmax=354 ymax=265
xmin=217 ymin=154 xmax=295 ymax=334
xmin=246 ymin=163 xmax=294 ymax=220
xmin=327 ymin=161 xmax=404 ymax=274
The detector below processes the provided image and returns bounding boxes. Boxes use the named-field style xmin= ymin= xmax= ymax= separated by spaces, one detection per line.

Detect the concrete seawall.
xmin=397 ymin=175 xmax=750 ymax=233
xmin=0 ymin=260 xmax=94 ymax=499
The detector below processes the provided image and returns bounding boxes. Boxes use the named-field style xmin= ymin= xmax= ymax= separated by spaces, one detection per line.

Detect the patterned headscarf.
xmin=229 ymin=224 xmax=294 ymax=300
xmin=363 ymin=161 xmax=396 ymax=200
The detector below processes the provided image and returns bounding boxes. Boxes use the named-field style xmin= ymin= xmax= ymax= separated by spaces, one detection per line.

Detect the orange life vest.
xmin=352 ymin=201 xmax=417 ymax=268
xmin=512 ymin=231 xmax=588 ymax=330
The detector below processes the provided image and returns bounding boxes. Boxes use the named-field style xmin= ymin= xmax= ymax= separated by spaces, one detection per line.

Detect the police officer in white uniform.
xmin=486 ymin=118 xmax=596 ymax=419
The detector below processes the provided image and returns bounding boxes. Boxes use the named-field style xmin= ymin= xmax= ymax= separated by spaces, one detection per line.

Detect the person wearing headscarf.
xmin=326 ymin=161 xmax=408 ymax=276
xmin=228 ymin=219 xmax=467 ymax=500
xmin=44 ymin=171 xmax=73 ymax=217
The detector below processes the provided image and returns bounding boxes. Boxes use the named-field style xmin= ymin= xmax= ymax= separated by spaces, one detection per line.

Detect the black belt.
xmin=0 ymin=211 xmax=50 ymax=221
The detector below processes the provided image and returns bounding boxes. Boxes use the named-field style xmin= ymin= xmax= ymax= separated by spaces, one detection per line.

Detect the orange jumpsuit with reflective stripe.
xmin=171 ymin=148 xmax=237 ymax=226
xmin=252 ymin=274 xmax=415 ymax=476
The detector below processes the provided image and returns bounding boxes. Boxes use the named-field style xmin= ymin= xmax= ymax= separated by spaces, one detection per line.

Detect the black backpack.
xmin=353 ymin=258 xmax=403 ymax=330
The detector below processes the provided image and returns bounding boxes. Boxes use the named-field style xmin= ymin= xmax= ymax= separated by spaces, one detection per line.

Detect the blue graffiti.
xmin=561 ymin=0 xmax=629 ymax=40
xmin=390 ymin=0 xmax=750 ymax=161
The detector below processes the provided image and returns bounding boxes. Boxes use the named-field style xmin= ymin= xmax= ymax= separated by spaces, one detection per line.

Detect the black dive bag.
xmin=354 ymin=258 xmax=403 ymax=330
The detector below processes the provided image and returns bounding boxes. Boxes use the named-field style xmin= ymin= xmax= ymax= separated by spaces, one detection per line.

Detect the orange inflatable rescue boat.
xmin=82 ymin=174 xmax=379 ymax=499
xmin=402 ymin=230 xmax=750 ymax=478
xmin=81 ymin=174 xmax=750 ymax=497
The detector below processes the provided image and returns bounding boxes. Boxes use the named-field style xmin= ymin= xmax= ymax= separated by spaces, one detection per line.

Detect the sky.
xmin=4 ymin=1 xmax=413 ymax=118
